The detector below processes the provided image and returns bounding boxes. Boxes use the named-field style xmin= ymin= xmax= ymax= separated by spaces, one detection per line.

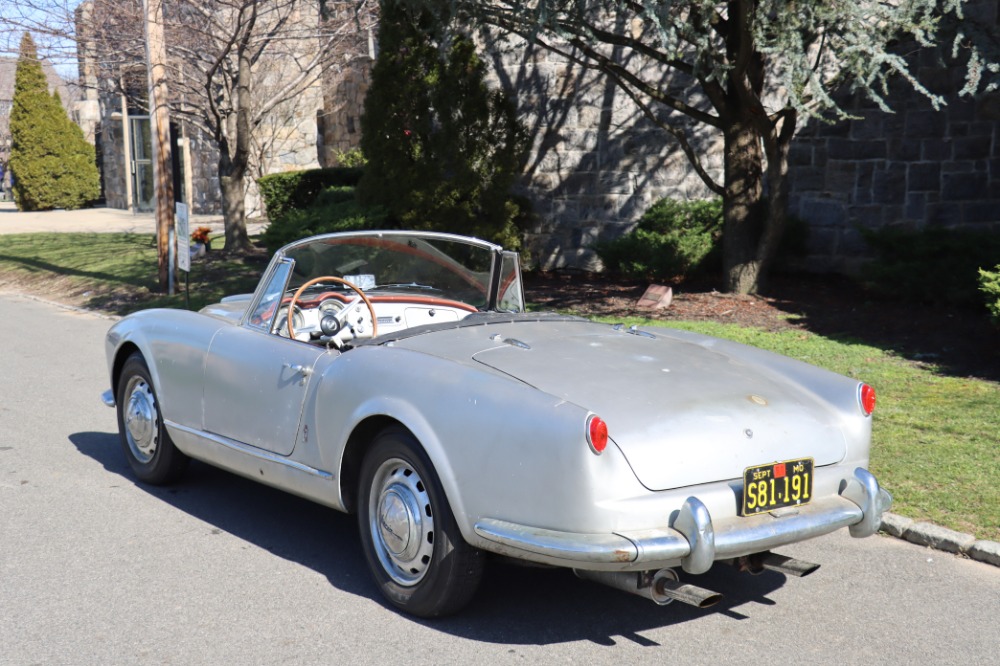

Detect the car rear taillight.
xmin=859 ymin=383 xmax=876 ymax=416
xmin=587 ymin=415 xmax=608 ymax=455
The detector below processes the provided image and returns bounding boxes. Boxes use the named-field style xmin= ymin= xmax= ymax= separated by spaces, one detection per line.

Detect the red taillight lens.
xmin=860 ymin=383 xmax=876 ymax=416
xmin=587 ymin=415 xmax=608 ymax=454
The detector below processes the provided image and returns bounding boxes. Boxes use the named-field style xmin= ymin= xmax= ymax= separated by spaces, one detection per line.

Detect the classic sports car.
xmin=102 ymin=230 xmax=892 ymax=617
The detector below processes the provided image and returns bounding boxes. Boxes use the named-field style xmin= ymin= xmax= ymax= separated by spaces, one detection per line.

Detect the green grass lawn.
xmin=0 ymin=232 xmax=264 ymax=314
xmin=1 ymin=232 xmax=997 ymax=542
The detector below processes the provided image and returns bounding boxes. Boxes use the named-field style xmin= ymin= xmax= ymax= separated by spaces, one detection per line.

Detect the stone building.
xmin=76 ymin=0 xmax=372 ymax=217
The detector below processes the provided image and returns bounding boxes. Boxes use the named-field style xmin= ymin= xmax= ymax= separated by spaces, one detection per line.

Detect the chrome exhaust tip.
xmin=761 ymin=553 xmax=821 ymax=577
xmin=737 ymin=552 xmax=821 ymax=578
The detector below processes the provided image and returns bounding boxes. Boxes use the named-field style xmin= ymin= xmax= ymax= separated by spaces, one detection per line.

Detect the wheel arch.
xmin=339 ymin=414 xmax=402 ymax=515
xmin=111 ymin=341 xmax=144 ymax=399
xmin=336 ymin=409 xmax=466 ymax=536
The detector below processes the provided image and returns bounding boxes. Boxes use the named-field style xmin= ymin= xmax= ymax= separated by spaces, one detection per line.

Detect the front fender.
xmin=105 ymin=309 xmax=226 ymax=430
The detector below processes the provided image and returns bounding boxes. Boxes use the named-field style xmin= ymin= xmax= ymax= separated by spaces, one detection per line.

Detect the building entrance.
xmin=129 ymin=116 xmax=153 ymax=212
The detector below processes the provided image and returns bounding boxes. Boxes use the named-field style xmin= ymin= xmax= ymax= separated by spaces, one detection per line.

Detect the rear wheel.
xmin=116 ymin=353 xmax=188 ymax=484
xmin=357 ymin=427 xmax=484 ymax=617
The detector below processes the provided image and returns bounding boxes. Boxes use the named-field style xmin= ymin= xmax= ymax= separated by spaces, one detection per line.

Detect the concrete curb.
xmin=880 ymin=512 xmax=1000 ymax=567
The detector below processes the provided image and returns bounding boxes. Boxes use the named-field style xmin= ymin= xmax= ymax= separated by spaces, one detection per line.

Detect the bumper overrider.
xmin=474 ymin=467 xmax=892 ymax=574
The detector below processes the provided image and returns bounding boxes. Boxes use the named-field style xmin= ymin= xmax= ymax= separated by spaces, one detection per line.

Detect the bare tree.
xmin=161 ymin=1 xmax=365 ymax=251
xmin=0 ymin=1 xmax=83 ymax=65
xmin=2 ymin=0 xmax=377 ymax=253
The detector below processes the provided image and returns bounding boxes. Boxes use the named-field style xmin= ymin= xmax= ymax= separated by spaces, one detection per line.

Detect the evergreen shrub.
xmin=335 ymin=149 xmax=367 ymax=168
xmin=257 ymin=167 xmax=364 ymax=223
xmin=860 ymin=227 xmax=1000 ymax=307
xmin=260 ymin=185 xmax=386 ymax=252
xmin=357 ymin=1 xmax=529 ymax=249
xmin=9 ymin=33 xmax=100 ymax=211
xmin=595 ymin=198 xmax=724 ymax=280
xmin=978 ymin=265 xmax=1000 ymax=325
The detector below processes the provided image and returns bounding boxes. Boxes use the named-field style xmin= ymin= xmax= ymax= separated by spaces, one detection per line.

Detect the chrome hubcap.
xmin=124 ymin=378 xmax=158 ymax=463
xmin=368 ymin=458 xmax=435 ymax=586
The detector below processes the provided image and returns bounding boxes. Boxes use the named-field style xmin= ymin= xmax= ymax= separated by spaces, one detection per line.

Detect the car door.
xmin=202 ymin=326 xmax=325 ymax=455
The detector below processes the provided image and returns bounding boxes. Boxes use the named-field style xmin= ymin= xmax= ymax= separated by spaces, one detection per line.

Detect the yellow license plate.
xmin=742 ymin=458 xmax=814 ymax=516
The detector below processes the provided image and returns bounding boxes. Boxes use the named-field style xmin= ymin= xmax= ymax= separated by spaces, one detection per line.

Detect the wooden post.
xmin=143 ymin=0 xmax=174 ymax=294
xmin=120 ymin=91 xmax=133 ymax=211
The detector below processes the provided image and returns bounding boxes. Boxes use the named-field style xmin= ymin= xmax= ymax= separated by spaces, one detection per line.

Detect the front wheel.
xmin=115 ymin=352 xmax=188 ymax=484
xmin=357 ymin=427 xmax=484 ymax=617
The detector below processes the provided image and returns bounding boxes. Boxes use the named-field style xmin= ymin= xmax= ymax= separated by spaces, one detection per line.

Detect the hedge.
xmin=257 ymin=167 xmax=363 ymax=224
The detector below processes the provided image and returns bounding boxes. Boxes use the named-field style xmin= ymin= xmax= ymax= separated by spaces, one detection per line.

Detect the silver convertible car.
xmin=102 ymin=230 xmax=891 ymax=617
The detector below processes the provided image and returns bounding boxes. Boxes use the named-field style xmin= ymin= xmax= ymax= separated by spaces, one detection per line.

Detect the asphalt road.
xmin=1 ymin=293 xmax=998 ymax=665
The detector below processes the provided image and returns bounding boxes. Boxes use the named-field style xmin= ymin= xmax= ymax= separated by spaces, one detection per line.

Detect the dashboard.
xmin=274 ymin=290 xmax=478 ymax=345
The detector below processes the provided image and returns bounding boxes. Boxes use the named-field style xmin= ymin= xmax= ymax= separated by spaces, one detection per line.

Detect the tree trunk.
xmin=218 ymin=42 xmax=254 ymax=254
xmin=219 ymin=154 xmax=251 ymax=252
xmin=722 ymin=116 xmax=765 ymax=294
xmin=145 ymin=0 xmax=174 ymax=293
xmin=755 ymin=110 xmax=797 ymax=290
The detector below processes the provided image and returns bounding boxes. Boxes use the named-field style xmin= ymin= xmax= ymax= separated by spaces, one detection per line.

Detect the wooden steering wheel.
xmin=287 ymin=276 xmax=378 ymax=341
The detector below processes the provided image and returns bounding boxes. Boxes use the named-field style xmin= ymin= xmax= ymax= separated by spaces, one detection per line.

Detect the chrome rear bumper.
xmin=474 ymin=468 xmax=892 ymax=573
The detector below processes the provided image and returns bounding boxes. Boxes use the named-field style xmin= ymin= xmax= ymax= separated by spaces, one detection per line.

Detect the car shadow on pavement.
xmin=71 ymin=430 xmax=787 ymax=645
xmin=442 ymin=561 xmax=786 ymax=645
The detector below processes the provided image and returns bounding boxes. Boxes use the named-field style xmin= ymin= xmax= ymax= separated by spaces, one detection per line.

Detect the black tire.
xmin=115 ymin=352 xmax=188 ymax=484
xmin=357 ymin=427 xmax=484 ymax=617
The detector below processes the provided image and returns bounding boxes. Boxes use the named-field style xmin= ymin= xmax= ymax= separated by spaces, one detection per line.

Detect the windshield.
xmin=274 ymin=231 xmax=518 ymax=312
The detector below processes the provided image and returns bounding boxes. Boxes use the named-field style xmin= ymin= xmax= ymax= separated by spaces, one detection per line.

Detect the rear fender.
xmin=310 ymin=346 xmax=611 ymax=544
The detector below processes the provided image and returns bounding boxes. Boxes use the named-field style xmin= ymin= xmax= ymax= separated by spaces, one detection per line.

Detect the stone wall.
xmin=320 ymin=63 xmax=370 ymax=164
xmin=788 ymin=95 xmax=1000 ymax=274
xmin=787 ymin=2 xmax=1000 ymax=274
xmin=483 ymin=4 xmax=1000 ymax=273
xmin=485 ymin=38 xmax=720 ymax=270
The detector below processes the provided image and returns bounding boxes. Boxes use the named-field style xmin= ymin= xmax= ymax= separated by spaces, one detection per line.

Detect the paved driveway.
xmin=0 ymin=201 xmax=264 ymax=235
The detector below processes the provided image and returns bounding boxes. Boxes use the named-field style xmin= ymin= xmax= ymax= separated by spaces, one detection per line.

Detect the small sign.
xmin=637 ymin=284 xmax=673 ymax=310
xmin=176 ymin=202 xmax=190 ymax=272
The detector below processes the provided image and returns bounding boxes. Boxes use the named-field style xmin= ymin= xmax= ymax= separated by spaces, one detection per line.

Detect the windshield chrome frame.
xmin=243 ymin=231 xmax=518 ymax=327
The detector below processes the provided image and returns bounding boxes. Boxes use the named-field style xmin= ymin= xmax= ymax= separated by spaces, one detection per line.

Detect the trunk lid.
xmin=469 ymin=322 xmax=847 ymax=490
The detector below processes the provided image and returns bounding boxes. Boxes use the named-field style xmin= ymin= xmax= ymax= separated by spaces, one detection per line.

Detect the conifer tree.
xmin=358 ymin=1 xmax=528 ymax=249
xmin=9 ymin=32 xmax=100 ymax=211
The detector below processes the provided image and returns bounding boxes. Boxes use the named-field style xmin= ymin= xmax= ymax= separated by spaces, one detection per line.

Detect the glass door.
xmin=129 ymin=116 xmax=154 ymax=212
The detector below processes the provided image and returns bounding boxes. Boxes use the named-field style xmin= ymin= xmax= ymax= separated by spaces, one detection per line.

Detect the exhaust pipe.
xmin=574 ymin=568 xmax=723 ymax=609
xmin=737 ymin=552 xmax=821 ymax=578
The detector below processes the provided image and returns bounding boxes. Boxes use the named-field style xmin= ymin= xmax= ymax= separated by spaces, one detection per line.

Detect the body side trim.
xmin=166 ymin=420 xmax=334 ymax=481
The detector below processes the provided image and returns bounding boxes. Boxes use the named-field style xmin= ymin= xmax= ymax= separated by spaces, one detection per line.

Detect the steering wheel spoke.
xmin=286 ymin=276 xmax=378 ymax=343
